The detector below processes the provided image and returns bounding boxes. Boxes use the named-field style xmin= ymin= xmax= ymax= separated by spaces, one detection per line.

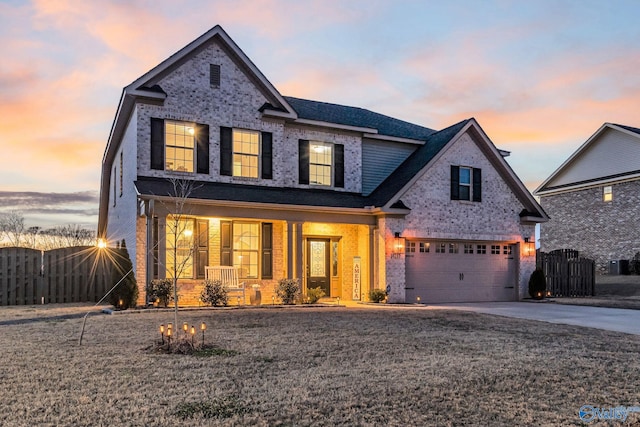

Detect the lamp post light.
xmin=190 ymin=325 xmax=196 ymax=347
xmin=182 ymin=322 xmax=188 ymax=337
xmin=416 ymin=296 xmax=421 ymax=304
xmin=200 ymin=321 xmax=206 ymax=346
xmin=160 ymin=324 xmax=165 ymax=345
xmin=166 ymin=326 xmax=172 ymax=349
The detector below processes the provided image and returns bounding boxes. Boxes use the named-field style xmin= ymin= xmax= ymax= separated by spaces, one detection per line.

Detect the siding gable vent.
xmin=210 ymin=64 xmax=221 ymax=87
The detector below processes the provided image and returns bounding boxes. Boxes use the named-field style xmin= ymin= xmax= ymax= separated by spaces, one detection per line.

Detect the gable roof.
xmin=535 ymin=123 xmax=640 ymax=196
xmin=283 ymin=96 xmax=436 ymax=140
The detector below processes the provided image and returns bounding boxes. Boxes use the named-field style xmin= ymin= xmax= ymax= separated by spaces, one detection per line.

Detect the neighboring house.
xmin=535 ymin=123 xmax=640 ymax=272
xmin=98 ymin=25 xmax=547 ymax=305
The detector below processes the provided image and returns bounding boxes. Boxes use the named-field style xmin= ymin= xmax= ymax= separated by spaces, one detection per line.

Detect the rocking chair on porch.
xmin=205 ymin=266 xmax=246 ymax=304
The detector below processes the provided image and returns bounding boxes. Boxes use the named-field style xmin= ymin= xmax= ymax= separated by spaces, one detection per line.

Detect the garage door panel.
xmin=405 ymin=240 xmax=516 ymax=303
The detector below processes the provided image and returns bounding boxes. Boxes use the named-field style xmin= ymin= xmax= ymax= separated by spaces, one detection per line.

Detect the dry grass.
xmin=1 ymin=307 xmax=640 ymax=426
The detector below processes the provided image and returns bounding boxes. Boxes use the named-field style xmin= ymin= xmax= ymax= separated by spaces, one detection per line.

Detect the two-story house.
xmin=535 ymin=123 xmax=640 ymax=272
xmin=98 ymin=25 xmax=547 ymax=305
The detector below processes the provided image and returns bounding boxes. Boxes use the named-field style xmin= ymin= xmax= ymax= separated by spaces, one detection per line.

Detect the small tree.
xmin=276 ymin=278 xmax=300 ymax=305
xmin=108 ymin=240 xmax=138 ymax=309
xmin=200 ymin=280 xmax=229 ymax=307
xmin=528 ymin=269 xmax=547 ymax=300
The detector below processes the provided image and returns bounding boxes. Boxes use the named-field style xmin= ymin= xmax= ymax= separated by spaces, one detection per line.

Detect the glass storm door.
xmin=307 ymin=239 xmax=330 ymax=296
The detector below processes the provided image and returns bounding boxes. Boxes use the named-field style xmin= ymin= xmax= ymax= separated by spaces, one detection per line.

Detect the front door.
xmin=307 ymin=239 xmax=330 ymax=296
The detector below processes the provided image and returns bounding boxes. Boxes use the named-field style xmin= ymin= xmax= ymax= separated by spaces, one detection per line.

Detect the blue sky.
xmin=1 ymin=0 xmax=639 ymax=229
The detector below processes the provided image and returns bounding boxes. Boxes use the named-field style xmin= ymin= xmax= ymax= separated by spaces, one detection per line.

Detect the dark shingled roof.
xmin=135 ymin=120 xmax=468 ymax=210
xmin=283 ymin=96 xmax=436 ymax=141
xmin=614 ymin=124 xmax=640 ymax=135
xmin=135 ymin=177 xmax=371 ymax=209
xmin=368 ymin=119 xmax=471 ymax=205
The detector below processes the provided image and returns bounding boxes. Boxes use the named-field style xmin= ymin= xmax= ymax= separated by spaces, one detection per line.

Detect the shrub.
xmin=306 ymin=287 xmax=326 ymax=304
xmin=276 ymin=278 xmax=300 ymax=305
xmin=107 ymin=240 xmax=138 ymax=310
xmin=528 ymin=269 xmax=547 ymax=299
xmin=200 ymin=280 xmax=228 ymax=307
xmin=147 ymin=278 xmax=173 ymax=307
xmin=369 ymin=288 xmax=387 ymax=303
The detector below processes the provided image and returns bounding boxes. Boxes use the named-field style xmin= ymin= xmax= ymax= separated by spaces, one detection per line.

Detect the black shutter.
xmin=473 ymin=168 xmax=482 ymax=202
xmin=150 ymin=118 xmax=164 ymax=170
xmin=196 ymin=124 xmax=209 ymax=174
xmin=221 ymin=221 xmax=232 ymax=266
xmin=261 ymin=132 xmax=272 ymax=179
xmin=334 ymin=144 xmax=344 ymax=188
xmin=196 ymin=220 xmax=209 ymax=279
xmin=261 ymin=223 xmax=273 ymax=279
xmin=451 ymin=165 xmax=460 ymax=200
xmin=299 ymin=139 xmax=309 ymax=185
xmin=220 ymin=127 xmax=233 ymax=176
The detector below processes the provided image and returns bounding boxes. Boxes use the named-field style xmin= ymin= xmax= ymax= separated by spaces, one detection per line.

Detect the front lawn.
xmin=1 ymin=307 xmax=639 ymax=426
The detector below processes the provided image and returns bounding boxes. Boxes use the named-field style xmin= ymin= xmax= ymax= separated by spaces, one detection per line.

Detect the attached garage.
xmin=405 ymin=240 xmax=517 ymax=303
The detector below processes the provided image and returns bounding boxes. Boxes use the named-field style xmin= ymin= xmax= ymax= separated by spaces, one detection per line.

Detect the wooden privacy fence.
xmin=537 ymin=249 xmax=595 ymax=297
xmin=0 ymin=246 xmax=113 ymax=305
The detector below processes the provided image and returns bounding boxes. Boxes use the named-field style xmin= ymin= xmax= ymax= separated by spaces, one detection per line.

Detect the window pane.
xmin=459 ymin=186 xmax=470 ymax=201
xmin=459 ymin=167 xmax=471 ymax=184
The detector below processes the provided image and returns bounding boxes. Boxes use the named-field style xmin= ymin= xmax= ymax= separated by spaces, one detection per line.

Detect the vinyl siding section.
xmin=547 ymin=128 xmax=640 ymax=188
xmin=361 ymin=138 xmax=417 ymax=195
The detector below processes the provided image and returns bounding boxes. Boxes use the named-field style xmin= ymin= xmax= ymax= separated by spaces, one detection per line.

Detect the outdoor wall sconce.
xmin=523 ymin=237 xmax=535 ymax=257
xmin=392 ymin=232 xmax=405 ymax=258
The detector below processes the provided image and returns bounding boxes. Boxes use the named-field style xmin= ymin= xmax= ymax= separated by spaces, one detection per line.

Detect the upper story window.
xmin=309 ymin=142 xmax=332 ymax=186
xmin=451 ymin=165 xmax=481 ymax=202
xmin=150 ymin=118 xmax=209 ymax=174
xmin=165 ymin=121 xmax=195 ymax=172
xmin=233 ymin=130 xmax=260 ymax=178
xmin=603 ymin=185 xmax=612 ymax=202
xmin=220 ymin=127 xmax=272 ymax=180
xmin=299 ymin=139 xmax=344 ymax=188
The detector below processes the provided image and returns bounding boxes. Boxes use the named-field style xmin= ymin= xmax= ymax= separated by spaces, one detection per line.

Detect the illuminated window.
xmin=233 ymin=130 xmax=260 ymax=178
xmin=436 ymin=242 xmax=446 ymax=253
xmin=165 ymin=120 xmax=195 ymax=172
xmin=233 ymin=223 xmax=259 ymax=279
xmin=309 ymin=142 xmax=333 ymax=186
xmin=603 ymin=186 xmax=612 ymax=202
xmin=419 ymin=242 xmax=430 ymax=253
xmin=165 ymin=217 xmax=194 ymax=279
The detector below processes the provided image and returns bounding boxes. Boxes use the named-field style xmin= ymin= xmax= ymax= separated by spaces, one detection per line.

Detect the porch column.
xmin=145 ymin=200 xmax=155 ymax=303
xmin=369 ymin=225 xmax=377 ymax=293
xmin=287 ymin=222 xmax=294 ymax=279
xmin=295 ymin=222 xmax=303 ymax=281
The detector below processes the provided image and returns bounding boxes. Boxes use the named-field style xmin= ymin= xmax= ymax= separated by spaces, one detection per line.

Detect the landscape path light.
xmin=167 ymin=326 xmax=173 ymax=348
xmin=160 ymin=324 xmax=165 ymax=345
xmin=200 ymin=321 xmax=206 ymax=345
xmin=182 ymin=322 xmax=188 ymax=336
xmin=190 ymin=325 xmax=196 ymax=346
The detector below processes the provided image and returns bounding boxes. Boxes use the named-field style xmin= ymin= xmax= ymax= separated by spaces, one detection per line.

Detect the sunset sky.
xmin=1 ymin=0 xmax=639 ymax=230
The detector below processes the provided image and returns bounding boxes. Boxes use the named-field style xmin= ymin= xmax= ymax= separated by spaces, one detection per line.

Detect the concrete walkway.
xmin=427 ymin=302 xmax=640 ymax=335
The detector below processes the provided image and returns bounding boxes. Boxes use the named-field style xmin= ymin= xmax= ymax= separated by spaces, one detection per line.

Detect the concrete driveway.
xmin=428 ymin=302 xmax=640 ymax=335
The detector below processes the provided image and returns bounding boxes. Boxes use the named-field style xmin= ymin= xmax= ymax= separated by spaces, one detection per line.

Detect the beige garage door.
xmin=405 ymin=241 xmax=517 ymax=303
